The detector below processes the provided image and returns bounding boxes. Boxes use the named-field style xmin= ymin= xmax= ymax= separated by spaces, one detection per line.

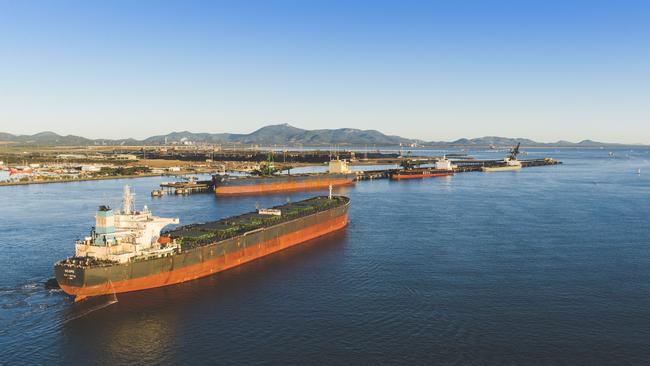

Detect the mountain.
xmin=238 ymin=124 xmax=416 ymax=145
xmin=0 ymin=124 xmax=634 ymax=147
xmin=0 ymin=131 xmax=94 ymax=145
xmin=0 ymin=131 xmax=139 ymax=146
xmin=141 ymin=124 xmax=416 ymax=146
xmin=446 ymin=136 xmax=539 ymax=146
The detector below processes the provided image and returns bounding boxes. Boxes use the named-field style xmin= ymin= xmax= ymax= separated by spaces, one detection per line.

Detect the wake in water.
xmin=60 ymin=281 xmax=119 ymax=324
xmin=60 ymin=293 xmax=118 ymax=324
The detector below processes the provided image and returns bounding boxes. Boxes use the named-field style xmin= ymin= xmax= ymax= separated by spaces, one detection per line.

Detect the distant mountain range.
xmin=0 ymin=124 xmax=636 ymax=147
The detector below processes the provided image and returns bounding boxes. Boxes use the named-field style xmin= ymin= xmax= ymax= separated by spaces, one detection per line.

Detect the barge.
xmin=54 ymin=186 xmax=350 ymax=301
xmin=213 ymin=159 xmax=355 ymax=196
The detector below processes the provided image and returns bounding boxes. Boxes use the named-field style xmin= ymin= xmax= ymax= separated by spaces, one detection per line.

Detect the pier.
xmin=152 ymin=157 xmax=562 ymax=194
xmin=159 ymin=179 xmax=213 ymax=195
xmin=355 ymin=158 xmax=561 ymax=180
xmin=453 ymin=158 xmax=562 ymax=172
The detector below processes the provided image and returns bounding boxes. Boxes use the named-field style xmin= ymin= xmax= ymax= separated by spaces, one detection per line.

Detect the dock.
xmin=152 ymin=157 xmax=562 ymax=193
xmin=453 ymin=158 xmax=561 ymax=172
xmin=356 ymin=158 xmax=561 ymax=180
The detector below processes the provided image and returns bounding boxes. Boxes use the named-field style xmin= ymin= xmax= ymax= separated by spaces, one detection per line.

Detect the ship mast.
xmin=122 ymin=185 xmax=135 ymax=214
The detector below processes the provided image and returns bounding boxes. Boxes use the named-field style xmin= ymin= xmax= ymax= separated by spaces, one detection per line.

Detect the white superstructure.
xmin=434 ymin=156 xmax=456 ymax=171
xmin=75 ymin=185 xmax=180 ymax=263
xmin=504 ymin=157 xmax=522 ymax=167
xmin=328 ymin=159 xmax=352 ymax=174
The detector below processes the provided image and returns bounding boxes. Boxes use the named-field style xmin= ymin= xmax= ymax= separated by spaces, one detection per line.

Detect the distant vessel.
xmin=390 ymin=169 xmax=453 ymax=180
xmin=54 ymin=186 xmax=350 ymax=301
xmin=213 ymin=173 xmax=355 ymax=195
xmin=390 ymin=156 xmax=454 ymax=180
xmin=481 ymin=143 xmax=523 ymax=172
xmin=213 ymin=157 xmax=354 ymax=196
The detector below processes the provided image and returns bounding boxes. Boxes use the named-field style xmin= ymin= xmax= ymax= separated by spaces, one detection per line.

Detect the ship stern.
xmin=54 ymin=260 xmax=89 ymax=301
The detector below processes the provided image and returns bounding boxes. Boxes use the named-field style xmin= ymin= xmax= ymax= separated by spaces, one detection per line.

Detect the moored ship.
xmin=390 ymin=156 xmax=455 ymax=180
xmin=390 ymin=168 xmax=454 ymax=180
xmin=213 ymin=158 xmax=355 ymax=196
xmin=481 ymin=143 xmax=523 ymax=172
xmin=213 ymin=173 xmax=356 ymax=195
xmin=54 ymin=186 xmax=350 ymax=301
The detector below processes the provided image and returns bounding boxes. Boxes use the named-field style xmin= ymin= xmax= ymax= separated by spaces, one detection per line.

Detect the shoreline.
xmin=0 ymin=173 xmax=179 ymax=187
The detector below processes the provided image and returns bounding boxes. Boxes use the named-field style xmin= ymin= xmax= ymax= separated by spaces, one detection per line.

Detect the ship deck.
xmin=219 ymin=172 xmax=354 ymax=181
xmin=165 ymin=196 xmax=349 ymax=250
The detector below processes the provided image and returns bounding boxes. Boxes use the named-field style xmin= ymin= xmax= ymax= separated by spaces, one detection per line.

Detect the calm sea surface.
xmin=1 ymin=148 xmax=649 ymax=365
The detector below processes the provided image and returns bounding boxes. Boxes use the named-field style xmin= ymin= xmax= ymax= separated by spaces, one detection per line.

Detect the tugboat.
xmin=481 ymin=143 xmax=523 ymax=172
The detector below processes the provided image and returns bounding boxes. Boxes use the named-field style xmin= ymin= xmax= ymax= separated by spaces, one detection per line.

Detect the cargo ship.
xmin=390 ymin=168 xmax=453 ymax=180
xmin=390 ymin=156 xmax=455 ymax=180
xmin=54 ymin=186 xmax=350 ymax=301
xmin=213 ymin=159 xmax=355 ymax=196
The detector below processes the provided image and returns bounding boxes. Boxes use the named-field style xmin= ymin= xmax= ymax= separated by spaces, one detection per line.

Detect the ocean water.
xmin=1 ymin=148 xmax=649 ymax=365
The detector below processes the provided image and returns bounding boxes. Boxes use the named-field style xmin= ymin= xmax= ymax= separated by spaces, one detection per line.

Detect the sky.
xmin=0 ymin=0 xmax=649 ymax=143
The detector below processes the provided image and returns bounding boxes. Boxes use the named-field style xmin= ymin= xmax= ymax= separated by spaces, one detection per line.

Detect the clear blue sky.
xmin=1 ymin=0 xmax=649 ymax=143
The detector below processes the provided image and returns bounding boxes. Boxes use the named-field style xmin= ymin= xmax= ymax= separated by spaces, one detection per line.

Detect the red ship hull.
xmin=390 ymin=169 xmax=453 ymax=180
xmin=214 ymin=174 xmax=355 ymax=196
xmin=56 ymin=198 xmax=350 ymax=301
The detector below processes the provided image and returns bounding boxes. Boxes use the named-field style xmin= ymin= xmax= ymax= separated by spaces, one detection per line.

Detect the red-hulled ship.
xmin=390 ymin=168 xmax=453 ymax=180
xmin=390 ymin=156 xmax=455 ymax=180
xmin=213 ymin=173 xmax=355 ymax=195
xmin=54 ymin=186 xmax=350 ymax=301
xmin=213 ymin=158 xmax=355 ymax=196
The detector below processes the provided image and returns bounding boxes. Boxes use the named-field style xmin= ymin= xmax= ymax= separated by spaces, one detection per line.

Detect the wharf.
xmin=453 ymin=158 xmax=561 ymax=172
xmin=152 ymin=158 xmax=561 ymax=191
xmin=356 ymin=158 xmax=561 ymax=180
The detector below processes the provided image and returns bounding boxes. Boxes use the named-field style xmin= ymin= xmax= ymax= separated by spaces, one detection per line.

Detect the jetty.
xmin=355 ymin=157 xmax=561 ymax=180
xmin=151 ymin=146 xmax=562 ymax=193
xmin=153 ymin=158 xmax=561 ymax=192
xmin=159 ymin=179 xmax=213 ymax=195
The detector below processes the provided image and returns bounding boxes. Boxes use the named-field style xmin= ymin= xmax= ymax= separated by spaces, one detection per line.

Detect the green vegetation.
xmin=99 ymin=166 xmax=151 ymax=176
xmin=170 ymin=196 xmax=347 ymax=250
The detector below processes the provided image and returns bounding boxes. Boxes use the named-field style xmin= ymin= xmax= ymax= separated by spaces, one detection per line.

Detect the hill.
xmin=0 ymin=124 xmax=630 ymax=147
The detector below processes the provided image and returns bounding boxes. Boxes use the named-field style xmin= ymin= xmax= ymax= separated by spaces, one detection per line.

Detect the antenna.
xmin=122 ymin=185 xmax=134 ymax=214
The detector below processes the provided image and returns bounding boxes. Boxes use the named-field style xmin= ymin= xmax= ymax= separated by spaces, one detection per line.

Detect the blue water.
xmin=1 ymin=148 xmax=649 ymax=365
